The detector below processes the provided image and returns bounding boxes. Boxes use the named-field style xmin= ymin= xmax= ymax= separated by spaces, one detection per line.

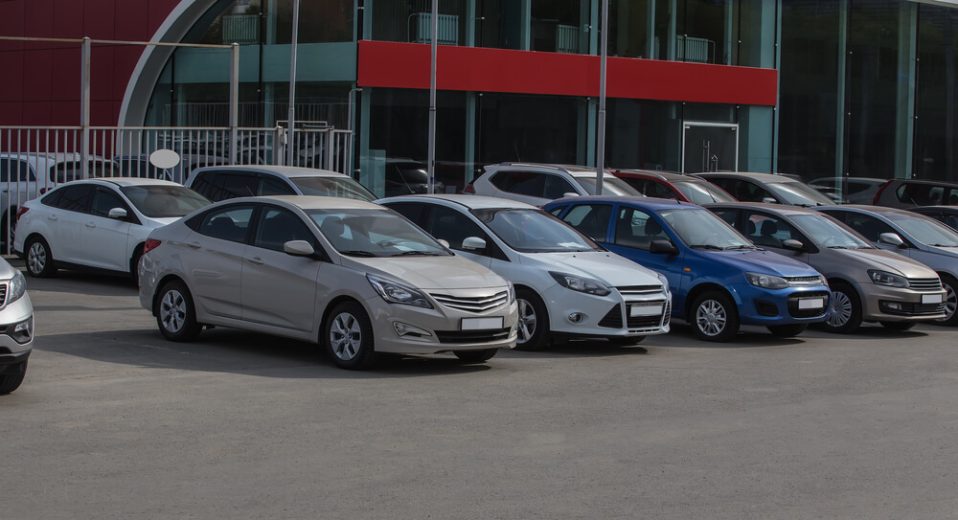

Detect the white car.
xmin=0 ymin=257 xmax=34 ymax=394
xmin=466 ymin=163 xmax=641 ymax=207
xmin=379 ymin=195 xmax=672 ymax=349
xmin=186 ymin=165 xmax=376 ymax=203
xmin=14 ymin=178 xmax=210 ymax=281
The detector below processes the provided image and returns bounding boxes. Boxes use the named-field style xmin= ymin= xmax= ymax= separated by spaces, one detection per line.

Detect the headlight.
xmin=746 ymin=272 xmax=789 ymax=290
xmin=367 ymin=274 xmax=433 ymax=309
xmin=656 ymin=272 xmax=670 ymax=293
xmin=507 ymin=282 xmax=516 ymax=304
xmin=868 ymin=270 xmax=908 ymax=288
xmin=549 ymin=272 xmax=611 ymax=296
xmin=6 ymin=270 xmax=26 ymax=304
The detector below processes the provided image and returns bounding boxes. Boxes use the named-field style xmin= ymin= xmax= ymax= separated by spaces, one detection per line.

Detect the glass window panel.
xmin=372 ymin=0 xmax=467 ymax=45
xmin=609 ymin=0 xmax=650 ymax=58
xmin=913 ymin=5 xmax=958 ymax=183
xmin=531 ymin=0 xmax=583 ymax=53
xmin=477 ymin=93 xmax=579 ymax=165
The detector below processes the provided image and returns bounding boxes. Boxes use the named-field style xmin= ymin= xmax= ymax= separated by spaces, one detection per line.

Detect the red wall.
xmin=0 ymin=0 xmax=180 ymax=126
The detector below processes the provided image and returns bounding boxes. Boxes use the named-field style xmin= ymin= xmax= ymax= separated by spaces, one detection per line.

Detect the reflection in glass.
xmin=913 ymin=5 xmax=958 ymax=183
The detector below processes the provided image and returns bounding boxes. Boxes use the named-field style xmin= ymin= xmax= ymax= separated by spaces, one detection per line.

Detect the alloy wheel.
xmin=516 ymin=298 xmax=537 ymax=345
xmin=330 ymin=312 xmax=362 ymax=361
xmin=27 ymin=242 xmax=46 ymax=275
xmin=941 ymin=282 xmax=957 ymax=322
xmin=696 ymin=299 xmax=727 ymax=337
xmin=827 ymin=290 xmax=853 ymax=328
xmin=160 ymin=289 xmax=187 ymax=334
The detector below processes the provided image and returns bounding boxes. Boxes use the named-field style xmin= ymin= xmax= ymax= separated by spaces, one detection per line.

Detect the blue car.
xmin=545 ymin=197 xmax=831 ymax=342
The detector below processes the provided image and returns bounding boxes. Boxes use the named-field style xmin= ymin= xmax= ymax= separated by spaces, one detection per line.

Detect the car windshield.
xmin=673 ymin=181 xmax=736 ymax=204
xmin=291 ymin=176 xmax=376 ymax=202
xmin=766 ymin=182 xmax=835 ymax=206
xmin=890 ymin=213 xmax=958 ymax=247
xmin=473 ymin=208 xmax=600 ymax=253
xmin=576 ymin=176 xmax=642 ymax=196
xmin=308 ymin=209 xmax=450 ymax=257
xmin=790 ymin=214 xmax=873 ymax=249
xmin=660 ymin=208 xmax=753 ymax=250
xmin=120 ymin=185 xmax=210 ymax=218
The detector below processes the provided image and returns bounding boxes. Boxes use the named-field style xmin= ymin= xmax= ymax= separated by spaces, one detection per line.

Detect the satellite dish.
xmin=149 ymin=149 xmax=181 ymax=170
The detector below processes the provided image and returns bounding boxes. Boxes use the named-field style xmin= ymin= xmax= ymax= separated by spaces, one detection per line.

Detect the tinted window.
xmin=614 ymin=207 xmax=665 ymax=251
xmin=896 ymin=183 xmax=950 ymax=206
xmin=383 ymin=202 xmax=428 ymax=228
xmin=191 ymin=172 xmax=259 ymax=202
xmin=710 ymin=208 xmax=739 ymax=227
xmin=0 ymin=159 xmax=33 ymax=182
xmin=561 ymin=204 xmax=612 ymax=242
xmin=259 ymin=176 xmax=295 ymax=196
xmin=41 ymin=189 xmax=64 ymax=208
xmin=730 ymin=180 xmax=776 ymax=203
xmin=645 ymin=181 xmax=677 ymax=199
xmin=476 ymin=208 xmax=598 ymax=253
xmin=90 ymin=188 xmax=128 ymax=218
xmin=673 ymin=181 xmax=736 ymax=204
xmin=491 ymin=171 xmax=545 ymax=197
xmin=289 ymin=177 xmax=376 ymax=201
xmin=427 ymin=206 xmax=489 ymax=251
xmin=55 ymin=185 xmax=94 ymax=213
xmin=743 ymin=212 xmax=803 ymax=248
xmin=120 ymin=186 xmax=210 ymax=218
xmin=835 ymin=212 xmax=896 ymax=242
xmin=661 ymin=209 xmax=753 ymax=250
xmin=253 ymin=207 xmax=316 ymax=252
xmin=198 ymin=206 xmax=255 ymax=243
xmin=542 ymin=175 xmax=577 ymax=199
xmin=308 ymin=209 xmax=449 ymax=258
xmin=575 ymin=177 xmax=642 ymax=196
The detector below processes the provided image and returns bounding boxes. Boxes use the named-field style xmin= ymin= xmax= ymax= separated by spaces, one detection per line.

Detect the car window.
xmin=947 ymin=187 xmax=958 ymax=206
xmin=542 ymin=174 xmax=577 ymax=199
xmin=897 ymin=183 xmax=945 ymax=206
xmin=561 ymin=204 xmax=612 ymax=242
xmin=945 ymin=213 xmax=958 ymax=230
xmin=836 ymin=212 xmax=896 ymax=242
xmin=253 ymin=207 xmax=316 ymax=252
xmin=661 ymin=208 xmax=753 ymax=250
xmin=120 ymin=186 xmax=210 ymax=218
xmin=743 ymin=212 xmax=802 ymax=248
xmin=382 ymin=202 xmax=429 ymax=228
xmin=308 ymin=208 xmax=450 ymax=258
xmin=191 ymin=172 xmax=258 ymax=202
xmin=645 ymin=181 xmax=677 ymax=199
xmin=673 ymin=181 xmax=736 ymax=203
xmin=259 ymin=176 xmax=295 ymax=196
xmin=197 ymin=206 xmax=255 ymax=243
xmin=614 ymin=207 xmax=665 ymax=250
xmin=90 ymin=188 xmax=128 ymax=218
xmin=0 ymin=159 xmax=34 ymax=182
xmin=575 ymin=176 xmax=642 ymax=196
xmin=731 ymin=180 xmax=776 ymax=203
xmin=40 ymin=189 xmax=64 ymax=208
xmin=710 ymin=208 xmax=739 ymax=227
xmin=491 ymin=171 xmax=544 ymax=197
xmin=55 ymin=185 xmax=94 ymax=213
xmin=426 ymin=205 xmax=490 ymax=252
xmin=288 ymin=176 xmax=376 ymax=201
xmin=475 ymin=208 xmax=598 ymax=253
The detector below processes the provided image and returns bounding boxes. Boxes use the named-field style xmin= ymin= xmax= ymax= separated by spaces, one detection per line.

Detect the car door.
xmin=827 ymin=210 xmax=902 ymax=251
xmin=48 ymin=184 xmax=95 ymax=264
xmin=607 ymin=205 xmax=686 ymax=291
xmin=740 ymin=210 xmax=812 ymax=263
xmin=241 ymin=205 xmax=325 ymax=332
xmin=185 ymin=204 xmax=256 ymax=320
xmin=423 ymin=204 xmax=498 ymax=268
xmin=82 ymin=186 xmax=136 ymax=271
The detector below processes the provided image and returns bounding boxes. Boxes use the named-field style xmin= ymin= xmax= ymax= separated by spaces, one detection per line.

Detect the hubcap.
xmin=827 ymin=290 xmax=853 ymax=328
xmin=27 ymin=242 xmax=46 ymax=274
xmin=940 ymin=282 xmax=957 ymax=322
xmin=160 ymin=289 xmax=187 ymax=333
xmin=516 ymin=298 xmax=537 ymax=344
xmin=330 ymin=312 xmax=362 ymax=361
xmin=696 ymin=299 xmax=727 ymax=336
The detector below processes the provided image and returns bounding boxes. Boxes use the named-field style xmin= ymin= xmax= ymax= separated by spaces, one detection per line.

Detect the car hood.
xmin=522 ymin=251 xmax=662 ymax=287
xmin=834 ymin=248 xmax=938 ymax=277
xmin=344 ymin=255 xmax=507 ymax=290
xmin=925 ymin=245 xmax=958 ymax=259
xmin=0 ymin=258 xmax=19 ymax=280
xmin=705 ymin=249 xmax=821 ymax=278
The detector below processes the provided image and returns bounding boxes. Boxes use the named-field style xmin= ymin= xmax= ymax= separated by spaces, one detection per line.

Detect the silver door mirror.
xmin=437 ymin=239 xmax=451 ymax=248
xmin=108 ymin=207 xmax=128 ymax=220
xmin=563 ymin=192 xmax=580 ymax=198
xmin=761 ymin=197 xmax=778 ymax=204
xmin=283 ymin=240 xmax=316 ymax=257
xmin=782 ymin=239 xmax=805 ymax=251
xmin=462 ymin=236 xmax=487 ymax=251
xmin=879 ymin=232 xmax=906 ymax=248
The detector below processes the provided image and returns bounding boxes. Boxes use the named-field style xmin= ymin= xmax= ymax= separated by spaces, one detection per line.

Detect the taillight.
xmin=15 ymin=207 xmax=29 ymax=222
xmin=463 ymin=183 xmax=476 ymax=194
xmin=143 ymin=239 xmax=162 ymax=254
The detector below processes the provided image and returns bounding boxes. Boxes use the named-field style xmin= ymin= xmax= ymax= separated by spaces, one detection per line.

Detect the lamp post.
xmin=427 ymin=0 xmax=439 ymax=194
xmin=595 ymin=0 xmax=609 ymax=194
xmin=286 ymin=0 xmax=301 ymax=167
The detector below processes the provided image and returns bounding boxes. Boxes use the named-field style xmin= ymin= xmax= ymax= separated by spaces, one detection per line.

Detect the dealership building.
xmin=1 ymin=0 xmax=957 ymax=196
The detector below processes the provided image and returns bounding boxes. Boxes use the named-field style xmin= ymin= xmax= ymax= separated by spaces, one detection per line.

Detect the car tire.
xmin=324 ymin=301 xmax=377 ymax=370
xmin=155 ymin=281 xmax=203 ymax=342
xmin=691 ymin=290 xmax=739 ymax=342
xmin=24 ymin=236 xmax=56 ymax=278
xmin=767 ymin=324 xmax=807 ymax=338
xmin=822 ymin=282 xmax=863 ymax=334
xmin=130 ymin=246 xmax=144 ymax=286
xmin=0 ymin=361 xmax=27 ymax=395
xmin=515 ymin=288 xmax=550 ymax=351
xmin=934 ymin=275 xmax=958 ymax=326
xmin=453 ymin=349 xmax=498 ymax=363
xmin=880 ymin=321 xmax=916 ymax=331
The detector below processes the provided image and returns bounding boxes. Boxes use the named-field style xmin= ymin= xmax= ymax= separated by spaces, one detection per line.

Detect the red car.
xmin=613 ymin=169 xmax=736 ymax=204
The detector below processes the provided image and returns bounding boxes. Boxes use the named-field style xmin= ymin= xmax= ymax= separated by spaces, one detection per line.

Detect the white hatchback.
xmin=380 ymin=195 xmax=672 ymax=349
xmin=14 ymin=178 xmax=210 ymax=281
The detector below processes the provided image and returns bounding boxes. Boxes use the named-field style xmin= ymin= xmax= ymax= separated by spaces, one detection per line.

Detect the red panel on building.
xmin=358 ymin=40 xmax=778 ymax=107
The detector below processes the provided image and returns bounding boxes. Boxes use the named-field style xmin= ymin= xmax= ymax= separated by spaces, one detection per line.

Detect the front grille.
xmin=786 ymin=276 xmax=823 ymax=286
xmin=0 ymin=282 xmax=7 ymax=308
xmin=617 ymin=285 xmax=663 ymax=296
xmin=430 ymin=291 xmax=508 ymax=313
xmin=598 ymin=305 xmax=623 ymax=328
xmin=908 ymin=278 xmax=943 ymax=292
xmin=435 ymin=328 xmax=511 ymax=344
xmin=880 ymin=301 xmax=945 ymax=316
xmin=787 ymin=291 xmax=830 ymax=318
xmin=627 ymin=300 xmax=671 ymax=330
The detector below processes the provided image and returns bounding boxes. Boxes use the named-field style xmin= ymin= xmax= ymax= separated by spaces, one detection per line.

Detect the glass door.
xmin=682 ymin=122 xmax=739 ymax=173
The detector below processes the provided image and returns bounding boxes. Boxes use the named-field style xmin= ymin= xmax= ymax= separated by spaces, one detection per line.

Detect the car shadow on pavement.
xmin=497 ymin=341 xmax=649 ymax=359
xmin=805 ymin=324 xmax=929 ymax=341
xmin=35 ymin=328 xmax=493 ymax=379
xmin=23 ymin=271 xmax=138 ymax=297
xmin=653 ymin=323 xmax=806 ymax=348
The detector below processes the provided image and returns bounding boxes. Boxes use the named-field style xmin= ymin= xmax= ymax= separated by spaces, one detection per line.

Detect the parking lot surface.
xmin=4 ymin=271 xmax=958 ymax=519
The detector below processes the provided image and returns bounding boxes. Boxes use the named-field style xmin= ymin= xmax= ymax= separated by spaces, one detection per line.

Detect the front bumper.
xmin=738 ymin=284 xmax=831 ymax=326
xmin=0 ymin=294 xmax=34 ymax=357
xmin=542 ymin=285 xmax=671 ymax=339
xmin=861 ymin=285 xmax=948 ymax=322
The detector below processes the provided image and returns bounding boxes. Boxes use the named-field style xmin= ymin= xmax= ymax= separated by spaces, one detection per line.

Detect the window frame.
xmin=190 ymin=203 xmax=259 ymax=244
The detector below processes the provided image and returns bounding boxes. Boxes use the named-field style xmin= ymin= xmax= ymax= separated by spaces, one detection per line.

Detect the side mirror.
xmin=563 ymin=192 xmax=580 ymax=198
xmin=650 ymin=239 xmax=678 ymax=255
xmin=782 ymin=239 xmax=805 ymax=251
xmin=879 ymin=232 xmax=907 ymax=249
xmin=462 ymin=236 xmax=487 ymax=251
xmin=283 ymin=240 xmax=316 ymax=257
xmin=437 ymin=239 xmax=451 ymax=248
xmin=761 ymin=197 xmax=778 ymax=204
xmin=108 ymin=207 xmax=128 ymax=220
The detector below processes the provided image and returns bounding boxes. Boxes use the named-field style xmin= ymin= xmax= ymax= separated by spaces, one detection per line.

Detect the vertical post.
xmin=427 ymin=0 xmax=438 ymax=194
xmin=895 ymin=1 xmax=917 ymax=179
xmin=80 ymin=37 xmax=92 ymax=179
xmin=229 ymin=43 xmax=240 ymax=164
xmin=835 ymin=0 xmax=848 ymax=195
xmin=286 ymin=0 xmax=301 ymax=167
xmin=595 ymin=0 xmax=609 ymax=194
xmin=646 ymin=0 xmax=657 ymax=58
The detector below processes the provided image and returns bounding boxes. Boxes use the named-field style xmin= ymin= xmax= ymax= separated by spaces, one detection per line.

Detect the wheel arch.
xmin=152 ymin=274 xmax=188 ymax=316
xmin=319 ymin=295 xmax=369 ymax=346
xmin=684 ymin=282 xmax=734 ymax=318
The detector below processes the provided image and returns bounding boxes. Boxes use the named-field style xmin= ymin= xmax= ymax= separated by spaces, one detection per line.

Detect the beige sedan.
xmin=138 ymin=196 xmax=518 ymax=369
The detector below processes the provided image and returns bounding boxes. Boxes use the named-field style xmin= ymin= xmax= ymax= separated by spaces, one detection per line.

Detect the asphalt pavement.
xmin=3 ymin=270 xmax=958 ymax=519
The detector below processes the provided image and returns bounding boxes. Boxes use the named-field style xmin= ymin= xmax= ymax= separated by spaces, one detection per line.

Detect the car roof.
xmin=87 ymin=177 xmax=183 ymax=188
xmin=0 ymin=152 xmax=112 ymax=164
xmin=194 ymin=165 xmax=348 ymax=178
xmin=696 ymin=172 xmax=797 ymax=183
xmin=549 ymin=195 xmax=699 ymax=211
xmin=912 ymin=205 xmax=958 ymax=212
xmin=380 ymin=194 xmax=535 ymax=210
xmin=237 ymin=195 xmax=383 ymax=211
xmin=889 ymin=178 xmax=958 ymax=188
xmin=819 ymin=204 xmax=918 ymax=217
xmin=705 ymin=202 xmax=819 ymax=215
xmin=615 ymin=169 xmax=700 ymax=182
xmin=486 ymin=162 xmax=610 ymax=178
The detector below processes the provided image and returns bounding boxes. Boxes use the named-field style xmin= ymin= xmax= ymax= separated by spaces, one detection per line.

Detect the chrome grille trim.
xmin=430 ymin=291 xmax=509 ymax=313
xmin=786 ymin=276 xmax=823 ymax=286
xmin=617 ymin=285 xmax=664 ymax=296
xmin=908 ymin=278 xmax=943 ymax=291
xmin=0 ymin=282 xmax=7 ymax=309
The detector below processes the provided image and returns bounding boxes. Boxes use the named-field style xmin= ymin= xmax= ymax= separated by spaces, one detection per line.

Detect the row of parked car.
xmin=2 ymin=162 xmax=957 ymax=385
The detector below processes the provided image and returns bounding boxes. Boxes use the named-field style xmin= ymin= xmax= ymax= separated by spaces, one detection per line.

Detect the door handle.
xmin=247 ymin=257 xmax=265 ymax=265
xmin=85 ymin=222 xmax=96 ymax=229
xmin=186 ymin=241 xmax=202 ymax=249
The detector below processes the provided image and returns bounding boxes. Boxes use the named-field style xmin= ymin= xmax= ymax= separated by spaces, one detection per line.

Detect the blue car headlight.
xmin=868 ymin=270 xmax=908 ymax=288
xmin=549 ymin=272 xmax=612 ymax=296
xmin=367 ymin=274 xmax=433 ymax=309
xmin=746 ymin=272 xmax=789 ymax=290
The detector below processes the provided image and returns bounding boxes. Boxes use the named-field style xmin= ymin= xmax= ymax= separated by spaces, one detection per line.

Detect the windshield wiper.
xmin=690 ymin=244 xmax=724 ymax=251
xmin=827 ymin=245 xmax=851 ymax=249
xmin=928 ymin=243 xmax=958 ymax=248
xmin=340 ymin=250 xmax=378 ymax=257
xmin=390 ymin=250 xmax=445 ymax=257
xmin=723 ymin=245 xmax=757 ymax=250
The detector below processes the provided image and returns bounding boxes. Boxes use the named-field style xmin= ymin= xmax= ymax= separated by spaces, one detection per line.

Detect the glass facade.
xmin=913 ymin=4 xmax=958 ymax=182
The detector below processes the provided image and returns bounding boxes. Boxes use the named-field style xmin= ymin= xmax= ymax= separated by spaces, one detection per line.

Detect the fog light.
xmin=567 ymin=312 xmax=586 ymax=324
xmin=886 ymin=302 xmax=902 ymax=311
xmin=10 ymin=317 xmax=32 ymax=344
xmin=393 ymin=322 xmax=431 ymax=338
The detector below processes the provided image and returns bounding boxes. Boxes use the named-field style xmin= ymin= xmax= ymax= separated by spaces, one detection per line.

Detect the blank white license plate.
xmin=922 ymin=294 xmax=944 ymax=304
xmin=461 ymin=317 xmax=504 ymax=331
xmin=630 ymin=304 xmax=663 ymax=317
xmin=798 ymin=298 xmax=825 ymax=310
